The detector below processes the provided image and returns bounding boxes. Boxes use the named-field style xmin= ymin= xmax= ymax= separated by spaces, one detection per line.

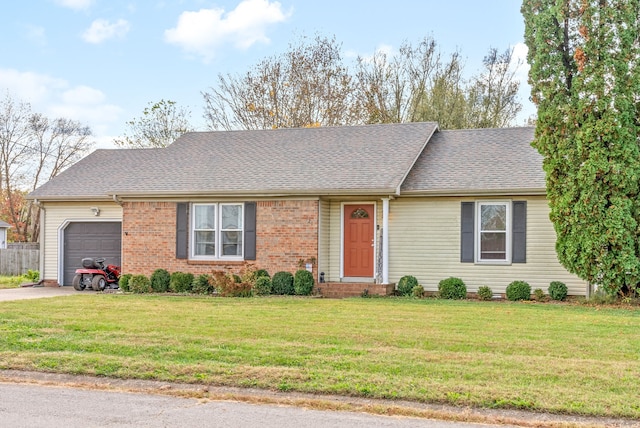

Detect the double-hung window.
xmin=476 ymin=202 xmax=510 ymax=262
xmin=461 ymin=200 xmax=526 ymax=264
xmin=191 ymin=203 xmax=243 ymax=259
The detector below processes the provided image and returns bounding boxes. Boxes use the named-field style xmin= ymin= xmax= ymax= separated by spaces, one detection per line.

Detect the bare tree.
xmin=26 ymin=114 xmax=92 ymax=241
xmin=0 ymin=94 xmax=34 ymax=241
xmin=203 ymin=35 xmax=360 ymax=130
xmin=466 ymin=48 xmax=522 ymax=128
xmin=0 ymin=93 xmax=94 ymax=242
xmin=202 ymin=34 xmax=522 ymax=131
xmin=114 ymin=99 xmax=193 ymax=148
xmin=355 ymin=37 xmax=443 ymax=124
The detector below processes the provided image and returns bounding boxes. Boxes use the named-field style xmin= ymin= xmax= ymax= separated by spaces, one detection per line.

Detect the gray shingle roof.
xmin=28 ymin=122 xmax=437 ymax=200
xmin=401 ymin=127 xmax=544 ymax=195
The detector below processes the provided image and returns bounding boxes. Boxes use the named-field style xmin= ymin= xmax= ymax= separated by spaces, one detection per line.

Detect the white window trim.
xmin=190 ymin=203 xmax=244 ymax=261
xmin=475 ymin=201 xmax=511 ymax=264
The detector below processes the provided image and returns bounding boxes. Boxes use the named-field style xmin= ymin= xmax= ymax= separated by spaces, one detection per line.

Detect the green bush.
xmin=272 ymin=271 xmax=294 ymax=295
xmin=412 ymin=284 xmax=424 ymax=298
xmin=294 ymin=269 xmax=315 ymax=295
xmin=533 ymin=288 xmax=546 ymax=301
xmin=397 ymin=275 xmax=419 ymax=296
xmin=192 ymin=274 xmax=213 ymax=294
xmin=119 ymin=273 xmax=132 ymax=292
xmin=150 ymin=269 xmax=171 ymax=293
xmin=255 ymin=269 xmax=270 ymax=279
xmin=477 ymin=286 xmax=493 ymax=301
xmin=438 ymin=277 xmax=467 ymax=299
xmin=129 ymin=274 xmax=152 ymax=294
xmin=253 ymin=276 xmax=272 ymax=295
xmin=549 ymin=281 xmax=568 ymax=301
xmin=25 ymin=270 xmax=40 ymax=282
xmin=170 ymin=271 xmax=194 ymax=293
xmin=506 ymin=280 xmax=531 ymax=301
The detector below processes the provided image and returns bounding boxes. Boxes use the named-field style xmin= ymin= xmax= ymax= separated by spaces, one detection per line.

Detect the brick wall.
xmin=122 ymin=200 xmax=319 ymax=278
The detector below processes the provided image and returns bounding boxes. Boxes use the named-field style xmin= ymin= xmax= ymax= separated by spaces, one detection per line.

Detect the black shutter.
xmin=176 ymin=203 xmax=188 ymax=259
xmin=460 ymin=202 xmax=475 ymax=263
xmin=244 ymin=202 xmax=257 ymax=260
xmin=512 ymin=201 xmax=527 ymax=263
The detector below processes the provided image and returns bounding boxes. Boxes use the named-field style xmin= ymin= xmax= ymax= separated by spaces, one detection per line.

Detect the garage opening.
xmin=62 ymin=222 xmax=121 ymax=286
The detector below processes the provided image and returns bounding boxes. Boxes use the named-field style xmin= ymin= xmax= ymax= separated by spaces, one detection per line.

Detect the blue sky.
xmin=0 ymin=0 xmax=534 ymax=148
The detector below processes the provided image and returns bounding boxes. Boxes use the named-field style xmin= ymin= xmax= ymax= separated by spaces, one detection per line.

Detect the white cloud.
xmin=26 ymin=25 xmax=47 ymax=47
xmin=0 ymin=68 xmax=123 ymax=144
xmin=164 ymin=0 xmax=291 ymax=62
xmin=82 ymin=19 xmax=130 ymax=44
xmin=53 ymin=0 xmax=94 ymax=11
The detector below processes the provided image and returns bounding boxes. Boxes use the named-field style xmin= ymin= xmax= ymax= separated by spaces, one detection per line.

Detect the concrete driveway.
xmin=0 ymin=286 xmax=86 ymax=302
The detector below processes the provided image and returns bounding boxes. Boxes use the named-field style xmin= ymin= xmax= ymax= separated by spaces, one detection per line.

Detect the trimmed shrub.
xmin=170 ymin=271 xmax=194 ymax=293
xmin=119 ymin=273 xmax=132 ymax=292
xmin=253 ymin=276 xmax=273 ymax=295
xmin=129 ymin=274 xmax=151 ymax=294
xmin=255 ymin=269 xmax=270 ymax=279
xmin=438 ymin=277 xmax=467 ymax=299
xmin=294 ymin=269 xmax=315 ymax=295
xmin=150 ymin=269 xmax=171 ymax=293
xmin=477 ymin=285 xmax=493 ymax=301
xmin=548 ymin=281 xmax=568 ymax=301
xmin=412 ymin=284 xmax=424 ymax=298
xmin=272 ymin=271 xmax=294 ymax=295
xmin=506 ymin=280 xmax=531 ymax=301
xmin=193 ymin=274 xmax=213 ymax=294
xmin=397 ymin=275 xmax=419 ymax=296
xmin=533 ymin=288 xmax=546 ymax=301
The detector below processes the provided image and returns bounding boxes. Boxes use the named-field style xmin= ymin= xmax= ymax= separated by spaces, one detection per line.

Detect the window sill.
xmin=474 ymin=260 xmax=512 ymax=266
xmin=187 ymin=259 xmax=246 ymax=266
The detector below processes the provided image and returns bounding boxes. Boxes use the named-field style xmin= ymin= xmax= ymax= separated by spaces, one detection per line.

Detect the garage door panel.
xmin=63 ymin=222 xmax=121 ymax=286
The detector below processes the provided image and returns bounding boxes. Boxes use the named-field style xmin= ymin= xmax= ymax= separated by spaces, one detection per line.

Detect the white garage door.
xmin=62 ymin=222 xmax=121 ymax=286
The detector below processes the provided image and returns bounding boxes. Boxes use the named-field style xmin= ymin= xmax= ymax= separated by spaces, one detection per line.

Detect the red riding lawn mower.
xmin=72 ymin=257 xmax=121 ymax=291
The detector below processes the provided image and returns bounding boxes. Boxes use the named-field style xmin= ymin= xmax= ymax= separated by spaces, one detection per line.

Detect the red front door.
xmin=343 ymin=204 xmax=374 ymax=277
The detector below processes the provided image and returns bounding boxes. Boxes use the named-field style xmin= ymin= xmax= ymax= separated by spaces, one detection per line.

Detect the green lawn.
xmin=0 ymin=275 xmax=28 ymax=289
xmin=0 ymin=295 xmax=639 ymax=418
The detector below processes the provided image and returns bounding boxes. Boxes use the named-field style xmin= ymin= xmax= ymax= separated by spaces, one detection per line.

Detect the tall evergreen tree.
xmin=522 ymin=0 xmax=640 ymax=295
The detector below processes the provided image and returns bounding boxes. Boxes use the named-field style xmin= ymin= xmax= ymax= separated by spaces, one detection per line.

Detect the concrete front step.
xmin=315 ymin=282 xmax=395 ymax=298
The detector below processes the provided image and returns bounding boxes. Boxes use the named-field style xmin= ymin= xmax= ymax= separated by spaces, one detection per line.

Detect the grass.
xmin=0 ymin=275 xmax=33 ymax=289
xmin=0 ymin=295 xmax=639 ymax=419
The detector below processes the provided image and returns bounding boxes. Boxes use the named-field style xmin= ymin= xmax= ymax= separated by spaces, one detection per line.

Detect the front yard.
xmin=0 ymin=295 xmax=639 ymax=419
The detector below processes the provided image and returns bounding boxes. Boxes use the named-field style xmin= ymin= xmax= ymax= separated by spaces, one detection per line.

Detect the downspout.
xmin=382 ymin=197 xmax=390 ymax=284
xmin=112 ymin=194 xmax=123 ymax=206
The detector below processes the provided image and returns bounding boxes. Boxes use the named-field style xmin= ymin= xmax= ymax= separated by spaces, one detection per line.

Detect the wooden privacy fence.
xmin=0 ymin=247 xmax=39 ymax=276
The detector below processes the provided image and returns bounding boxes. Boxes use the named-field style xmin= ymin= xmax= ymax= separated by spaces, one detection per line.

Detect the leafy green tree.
xmin=522 ymin=0 xmax=640 ymax=296
xmin=114 ymin=99 xmax=192 ymax=148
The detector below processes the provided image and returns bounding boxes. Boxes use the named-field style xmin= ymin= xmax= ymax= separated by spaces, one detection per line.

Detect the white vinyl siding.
xmin=388 ymin=196 xmax=588 ymax=296
xmin=318 ymin=199 xmax=331 ymax=282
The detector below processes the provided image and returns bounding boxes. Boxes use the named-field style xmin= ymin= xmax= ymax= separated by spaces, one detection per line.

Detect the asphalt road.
xmin=0 ymin=383 xmax=504 ymax=428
